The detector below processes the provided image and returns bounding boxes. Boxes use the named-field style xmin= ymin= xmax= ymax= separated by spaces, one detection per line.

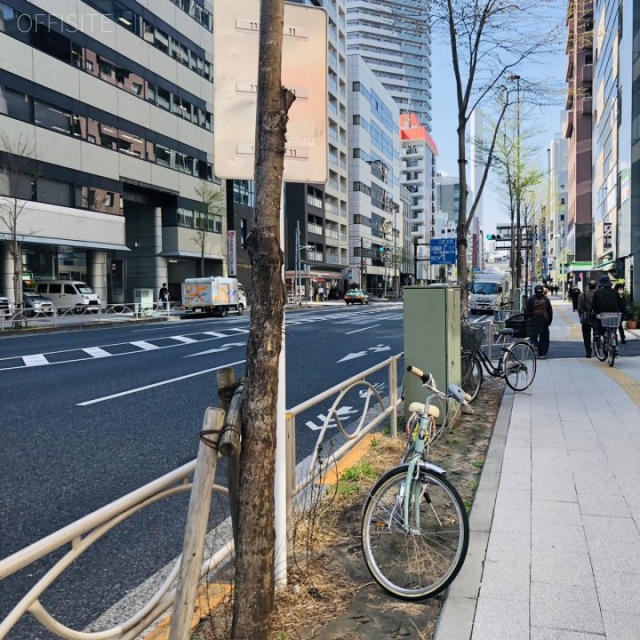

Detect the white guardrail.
xmin=0 ymin=303 xmax=175 ymax=331
xmin=0 ymin=354 xmax=403 ymax=639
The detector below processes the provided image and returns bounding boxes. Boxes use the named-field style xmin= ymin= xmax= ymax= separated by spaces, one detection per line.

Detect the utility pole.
xmin=413 ymin=237 xmax=418 ymax=283
xmin=295 ymin=221 xmax=300 ymax=304
xmin=360 ymin=237 xmax=365 ymax=291
xmin=508 ymin=73 xmax=522 ymax=305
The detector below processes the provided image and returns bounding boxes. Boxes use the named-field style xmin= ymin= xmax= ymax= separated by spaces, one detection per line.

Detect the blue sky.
xmin=429 ymin=7 xmax=568 ymax=234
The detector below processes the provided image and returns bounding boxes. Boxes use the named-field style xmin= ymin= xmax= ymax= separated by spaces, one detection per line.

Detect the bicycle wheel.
xmin=502 ymin=341 xmax=536 ymax=392
xmin=361 ymin=465 xmax=469 ymax=600
xmin=607 ymin=331 xmax=617 ymax=367
xmin=461 ymin=351 xmax=482 ymax=402
xmin=593 ymin=335 xmax=605 ymax=361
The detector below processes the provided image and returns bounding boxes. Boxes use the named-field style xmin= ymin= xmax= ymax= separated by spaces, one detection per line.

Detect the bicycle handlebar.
xmin=406 ymin=365 xmax=432 ymax=385
xmin=407 ymin=365 xmax=472 ymax=404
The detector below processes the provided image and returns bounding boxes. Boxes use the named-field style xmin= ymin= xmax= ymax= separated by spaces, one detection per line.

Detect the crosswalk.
xmin=0 ymin=306 xmax=403 ymax=371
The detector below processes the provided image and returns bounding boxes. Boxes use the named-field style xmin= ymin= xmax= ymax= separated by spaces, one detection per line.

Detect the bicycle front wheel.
xmin=361 ymin=465 xmax=469 ymax=600
xmin=593 ymin=336 xmax=606 ymax=361
xmin=503 ymin=341 xmax=537 ymax=391
xmin=461 ymin=351 xmax=482 ymax=402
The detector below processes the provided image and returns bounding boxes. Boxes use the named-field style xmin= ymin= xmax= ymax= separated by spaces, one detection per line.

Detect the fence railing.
xmin=0 ymin=354 xmax=404 ymax=639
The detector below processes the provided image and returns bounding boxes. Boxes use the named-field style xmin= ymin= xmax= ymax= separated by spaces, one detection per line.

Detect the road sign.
xmin=227 ymin=230 xmax=237 ymax=276
xmin=430 ymin=238 xmax=457 ymax=265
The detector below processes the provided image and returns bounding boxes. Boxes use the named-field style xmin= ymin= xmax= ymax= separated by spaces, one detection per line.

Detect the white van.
xmin=35 ymin=281 xmax=101 ymax=313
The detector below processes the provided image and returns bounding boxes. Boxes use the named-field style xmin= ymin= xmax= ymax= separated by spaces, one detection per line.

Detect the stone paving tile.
xmin=531 ymin=549 xmax=595 ymax=587
xmin=589 ymin=538 xmax=640 ymax=575
xmin=491 ymin=506 xmax=531 ymax=534
xmin=532 ymin=523 xmax=588 ymax=553
xmin=530 ymin=582 xmax=604 ymax=635
xmin=499 ymin=471 xmax=531 ymax=492
xmin=471 ymin=597 xmax=529 ymax=640
xmin=485 ymin=531 xmax=531 ymax=562
xmin=532 ymin=500 xmax=582 ymax=528
xmin=531 ymin=629 xmax=605 ymax=640
xmin=593 ymin=570 xmax=640 ymax=615
xmin=582 ymin=514 xmax=640 ymax=545
xmin=601 ymin=610 xmax=640 ymax=640
xmin=477 ymin=557 xmax=530 ymax=601
xmin=494 ymin=488 xmax=531 ymax=511
xmin=578 ymin=492 xmax=632 ymax=518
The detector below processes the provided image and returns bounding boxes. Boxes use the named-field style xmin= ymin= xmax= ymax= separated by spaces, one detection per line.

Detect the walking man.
xmin=159 ymin=283 xmax=170 ymax=311
xmin=525 ymin=284 xmax=553 ymax=359
xmin=577 ymin=280 xmax=597 ymax=358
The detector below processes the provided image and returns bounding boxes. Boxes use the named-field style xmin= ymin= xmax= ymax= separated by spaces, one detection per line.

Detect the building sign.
xmin=430 ymin=238 xmax=457 ymax=265
xmin=227 ymin=230 xmax=237 ymax=277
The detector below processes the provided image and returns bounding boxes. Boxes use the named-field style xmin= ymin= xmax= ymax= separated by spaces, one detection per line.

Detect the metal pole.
xmin=515 ymin=76 xmax=522 ymax=296
xmin=360 ymin=237 xmax=364 ymax=290
xmin=413 ymin=237 xmax=418 ymax=283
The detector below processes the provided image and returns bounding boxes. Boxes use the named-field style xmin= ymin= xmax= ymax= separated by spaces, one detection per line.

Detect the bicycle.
xmin=361 ymin=365 xmax=470 ymax=601
xmin=593 ymin=312 xmax=622 ymax=367
xmin=461 ymin=316 xmax=537 ymax=401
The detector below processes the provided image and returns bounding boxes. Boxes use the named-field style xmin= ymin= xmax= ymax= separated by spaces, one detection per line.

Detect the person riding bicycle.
xmin=592 ymin=275 xmax=624 ymax=341
xmin=525 ymin=284 xmax=553 ymax=359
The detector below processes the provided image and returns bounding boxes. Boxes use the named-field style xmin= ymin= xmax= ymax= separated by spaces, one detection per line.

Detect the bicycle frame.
xmin=469 ymin=332 xmax=512 ymax=378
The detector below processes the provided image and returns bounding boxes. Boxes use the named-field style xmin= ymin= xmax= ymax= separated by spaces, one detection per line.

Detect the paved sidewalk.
xmin=436 ymin=300 xmax=640 ymax=640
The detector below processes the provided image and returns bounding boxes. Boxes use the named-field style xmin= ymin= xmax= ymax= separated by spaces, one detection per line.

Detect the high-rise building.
xmin=548 ymin=136 xmax=568 ymax=288
xmin=0 ymin=0 xmax=221 ymax=304
xmin=347 ymin=54 xmax=401 ymax=295
xmin=564 ymin=0 xmax=593 ymax=264
xmin=592 ymin=0 xmax=640 ymax=297
xmin=346 ymin=0 xmax=432 ymax=129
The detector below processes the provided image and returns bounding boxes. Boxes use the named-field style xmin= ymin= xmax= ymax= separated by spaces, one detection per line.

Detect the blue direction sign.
xmin=430 ymin=238 xmax=457 ymax=265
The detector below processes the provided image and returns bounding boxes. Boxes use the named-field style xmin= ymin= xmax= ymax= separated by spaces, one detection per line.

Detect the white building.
xmin=548 ymin=135 xmax=569 ymax=287
xmin=347 ymin=54 xmax=401 ymax=295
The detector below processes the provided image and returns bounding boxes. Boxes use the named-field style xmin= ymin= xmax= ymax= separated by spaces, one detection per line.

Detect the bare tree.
xmin=0 ymin=133 xmax=39 ymax=307
xmin=193 ymin=181 xmax=225 ymax=277
xmin=231 ymin=0 xmax=295 ymax=636
xmin=430 ymin=0 xmax=561 ymax=312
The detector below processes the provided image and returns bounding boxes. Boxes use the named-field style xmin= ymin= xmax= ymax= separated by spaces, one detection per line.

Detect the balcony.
xmin=564 ymin=110 xmax=574 ymax=137
xmin=307 ymin=222 xmax=324 ymax=235
xmin=582 ymin=63 xmax=592 ymax=83
xmin=581 ymin=97 xmax=592 ymax=115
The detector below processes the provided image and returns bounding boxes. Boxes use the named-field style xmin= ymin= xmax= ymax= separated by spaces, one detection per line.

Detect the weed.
xmin=472 ymin=460 xmax=484 ymax=468
xmin=341 ymin=459 xmax=376 ymax=482
xmin=464 ymin=499 xmax=473 ymax=512
xmin=471 ymin=479 xmax=480 ymax=491
xmin=445 ymin=438 xmax=459 ymax=446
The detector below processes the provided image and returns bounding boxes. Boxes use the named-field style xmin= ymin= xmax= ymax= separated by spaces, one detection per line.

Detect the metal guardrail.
xmin=0 ymin=354 xmax=404 ymax=639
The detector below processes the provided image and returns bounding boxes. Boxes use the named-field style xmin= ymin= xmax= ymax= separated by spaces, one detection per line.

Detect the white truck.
xmin=469 ymin=272 xmax=511 ymax=314
xmin=181 ymin=277 xmax=247 ymax=317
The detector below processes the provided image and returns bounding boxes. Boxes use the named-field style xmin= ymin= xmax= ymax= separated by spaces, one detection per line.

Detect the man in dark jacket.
xmin=570 ymin=284 xmax=581 ymax=312
xmin=525 ymin=283 xmax=553 ymax=359
xmin=577 ymin=280 xmax=597 ymax=358
xmin=592 ymin=276 xmax=624 ymax=340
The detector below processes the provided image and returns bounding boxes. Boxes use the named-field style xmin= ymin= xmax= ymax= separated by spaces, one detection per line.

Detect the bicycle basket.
xmin=461 ymin=324 xmax=484 ymax=350
xmin=598 ymin=312 xmax=622 ymax=328
xmin=505 ymin=312 xmax=545 ymax=338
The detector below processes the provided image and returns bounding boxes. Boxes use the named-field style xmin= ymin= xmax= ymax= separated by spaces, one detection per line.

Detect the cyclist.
xmin=592 ymin=276 xmax=624 ymax=342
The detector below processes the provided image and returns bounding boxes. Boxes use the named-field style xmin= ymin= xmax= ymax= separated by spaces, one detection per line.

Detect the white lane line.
xmin=204 ymin=331 xmax=228 ymax=337
xmin=171 ymin=336 xmax=198 ymax=344
xmin=345 ymin=324 xmax=380 ymax=335
xmin=23 ymin=354 xmax=49 ymax=367
xmin=83 ymin=347 xmax=111 ymax=358
xmin=76 ymin=360 xmax=246 ymax=406
xmin=130 ymin=340 xmax=160 ymax=351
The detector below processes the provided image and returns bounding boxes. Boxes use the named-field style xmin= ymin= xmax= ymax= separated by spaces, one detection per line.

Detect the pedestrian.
xmin=317 ymin=285 xmax=325 ymax=302
xmin=577 ymin=280 xmax=597 ymax=358
xmin=525 ymin=283 xmax=553 ymax=359
xmin=570 ymin=284 xmax=581 ymax=312
xmin=592 ymin=276 xmax=624 ymax=342
xmin=159 ymin=282 xmax=169 ymax=310
xmin=614 ymin=283 xmax=627 ymax=344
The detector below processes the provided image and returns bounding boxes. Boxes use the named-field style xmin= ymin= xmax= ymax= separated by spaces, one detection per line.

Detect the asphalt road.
xmin=0 ymin=303 xmax=404 ymax=639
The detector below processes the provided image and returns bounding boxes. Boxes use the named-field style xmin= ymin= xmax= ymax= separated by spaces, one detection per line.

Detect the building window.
xmin=353 ymin=115 xmax=360 ymax=125
xmin=0 ymin=86 xmax=31 ymax=122
xmin=233 ymin=180 xmax=255 ymax=207
xmin=352 ymin=81 xmax=360 ymax=91
xmin=240 ymin=218 xmax=248 ymax=249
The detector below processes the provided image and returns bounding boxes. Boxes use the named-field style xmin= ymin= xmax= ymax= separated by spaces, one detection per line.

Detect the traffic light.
xmin=378 ymin=246 xmax=390 ymax=254
xmin=486 ymin=234 xmax=503 ymax=240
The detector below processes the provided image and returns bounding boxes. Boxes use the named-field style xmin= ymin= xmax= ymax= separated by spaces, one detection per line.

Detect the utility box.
xmin=134 ymin=288 xmax=154 ymax=315
xmin=403 ymin=285 xmax=461 ymax=417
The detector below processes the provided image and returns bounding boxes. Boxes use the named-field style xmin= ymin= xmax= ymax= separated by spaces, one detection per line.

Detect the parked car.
xmin=344 ymin=289 xmax=369 ymax=305
xmin=23 ymin=291 xmax=55 ymax=316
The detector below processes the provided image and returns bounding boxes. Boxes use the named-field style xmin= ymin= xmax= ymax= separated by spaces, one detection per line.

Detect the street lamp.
xmin=507 ymin=73 xmax=522 ymax=307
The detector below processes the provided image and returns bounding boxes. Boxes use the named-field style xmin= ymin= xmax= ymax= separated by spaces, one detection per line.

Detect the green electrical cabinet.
xmin=403 ymin=285 xmax=461 ymax=416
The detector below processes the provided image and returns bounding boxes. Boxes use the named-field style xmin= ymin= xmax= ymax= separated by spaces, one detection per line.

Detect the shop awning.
xmin=160 ymin=250 xmax=224 ymax=260
xmin=596 ymin=260 xmax=615 ymax=269
xmin=0 ymin=234 xmax=130 ymax=251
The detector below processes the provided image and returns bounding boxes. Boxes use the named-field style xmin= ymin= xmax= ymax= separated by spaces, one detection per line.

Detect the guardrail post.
xmin=389 ymin=357 xmax=398 ymax=437
xmin=216 ymin=369 xmax=242 ymax=545
xmin=169 ymin=407 xmax=224 ymax=640
xmin=285 ymin=412 xmax=296 ymax=542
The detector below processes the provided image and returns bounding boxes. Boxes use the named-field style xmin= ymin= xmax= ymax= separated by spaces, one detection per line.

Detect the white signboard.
xmin=214 ymin=0 xmax=328 ymax=182
xmin=227 ymin=230 xmax=237 ymax=277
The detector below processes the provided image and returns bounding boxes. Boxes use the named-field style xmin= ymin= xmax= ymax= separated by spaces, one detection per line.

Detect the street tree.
xmin=231 ymin=0 xmax=295 ymax=636
xmin=430 ymin=0 xmax=561 ymax=312
xmin=0 ymin=132 xmax=40 ymax=308
xmin=192 ymin=181 xmax=225 ymax=277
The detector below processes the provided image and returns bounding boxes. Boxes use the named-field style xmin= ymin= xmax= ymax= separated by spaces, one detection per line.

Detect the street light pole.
xmin=507 ymin=73 xmax=522 ymax=306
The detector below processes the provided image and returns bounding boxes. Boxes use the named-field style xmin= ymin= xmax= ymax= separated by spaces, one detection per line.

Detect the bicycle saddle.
xmin=408 ymin=401 xmax=440 ymax=418
xmin=498 ymin=327 xmax=515 ymax=335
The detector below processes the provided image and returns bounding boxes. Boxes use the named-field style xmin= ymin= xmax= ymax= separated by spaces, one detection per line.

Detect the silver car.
xmin=23 ymin=291 xmax=55 ymax=316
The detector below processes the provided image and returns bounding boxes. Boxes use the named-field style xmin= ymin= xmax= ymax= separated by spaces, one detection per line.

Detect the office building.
xmin=548 ymin=136 xmax=568 ymax=287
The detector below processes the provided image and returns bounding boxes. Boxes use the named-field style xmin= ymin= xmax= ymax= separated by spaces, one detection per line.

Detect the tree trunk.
xmin=231 ymin=0 xmax=294 ymax=636
xmin=456 ymin=114 xmax=469 ymax=314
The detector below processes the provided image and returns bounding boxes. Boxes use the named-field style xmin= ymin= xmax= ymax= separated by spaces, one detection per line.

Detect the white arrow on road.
xmin=337 ymin=344 xmax=391 ymax=363
xmin=359 ymin=382 xmax=386 ymax=398
xmin=305 ymin=405 xmax=359 ymax=431
xmin=185 ymin=342 xmax=246 ymax=357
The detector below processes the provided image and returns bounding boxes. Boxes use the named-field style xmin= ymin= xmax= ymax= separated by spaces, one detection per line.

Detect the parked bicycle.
xmin=461 ymin=315 xmax=537 ymax=401
xmin=593 ymin=312 xmax=622 ymax=367
xmin=361 ymin=365 xmax=470 ymax=601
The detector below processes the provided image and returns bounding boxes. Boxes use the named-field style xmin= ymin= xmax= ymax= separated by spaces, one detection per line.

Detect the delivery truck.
xmin=181 ymin=277 xmax=247 ymax=316
xmin=469 ymin=271 xmax=511 ymax=314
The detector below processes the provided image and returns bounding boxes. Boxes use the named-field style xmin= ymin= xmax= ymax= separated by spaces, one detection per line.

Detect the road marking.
xmin=76 ymin=360 xmax=246 ymax=406
xmin=185 ymin=342 xmax=246 ymax=357
xmin=23 ymin=354 xmax=49 ymax=366
xmin=305 ymin=405 xmax=360 ymax=431
xmin=131 ymin=340 xmax=160 ymax=351
xmin=345 ymin=324 xmax=380 ymax=335
xmin=170 ymin=336 xmax=198 ymax=344
xmin=204 ymin=331 xmax=228 ymax=337
xmin=83 ymin=347 xmax=111 ymax=358
xmin=337 ymin=350 xmax=369 ymax=363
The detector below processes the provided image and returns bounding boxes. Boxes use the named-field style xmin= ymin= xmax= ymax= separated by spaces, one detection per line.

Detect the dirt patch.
xmin=195 ymin=378 xmax=505 ymax=640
